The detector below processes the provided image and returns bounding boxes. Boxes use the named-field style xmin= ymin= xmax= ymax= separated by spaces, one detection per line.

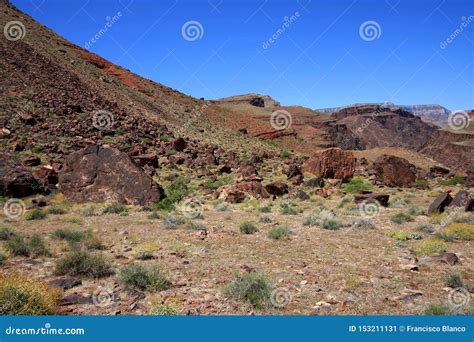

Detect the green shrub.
xmin=159 ymin=135 xmax=170 ymax=142
xmin=444 ymin=223 xmax=474 ymax=241
xmin=103 ymin=202 xmax=128 ymax=214
xmin=0 ymin=273 xmax=61 ymax=315
xmin=390 ymin=212 xmax=414 ymax=224
xmin=341 ymin=178 xmax=372 ymax=194
xmin=279 ymin=202 xmax=298 ymax=215
xmin=240 ymin=222 xmax=258 ymax=234
xmin=414 ymin=179 xmax=429 ymax=187
xmin=322 ymin=219 xmax=341 ymax=230
xmin=28 ymin=234 xmax=49 ymax=258
xmin=353 ymin=219 xmax=376 ymax=230
xmin=119 ymin=264 xmax=171 ymax=292
xmin=5 ymin=236 xmax=29 ymax=256
xmin=186 ymin=222 xmax=207 ymax=231
xmin=423 ymin=304 xmax=450 ymax=315
xmin=268 ymin=225 xmax=292 ymax=240
xmin=0 ymin=253 xmax=6 ymax=265
xmin=54 ymin=251 xmax=113 ymax=278
xmin=160 ymin=215 xmax=186 ymax=229
xmin=203 ymin=176 xmax=232 ymax=190
xmin=441 ymin=176 xmax=463 ymax=186
xmin=259 ymin=216 xmax=272 ymax=223
xmin=415 ymin=238 xmax=448 ymax=257
xmin=47 ymin=206 xmax=68 ymax=215
xmin=258 ymin=205 xmax=272 ymax=213
xmin=77 ymin=204 xmax=102 ymax=217
xmin=50 ymin=228 xmax=88 ymax=244
xmin=0 ymin=226 xmax=16 ymax=241
xmin=445 ymin=273 xmax=463 ymax=288
xmin=150 ymin=304 xmax=179 ymax=315
xmin=25 ymin=209 xmax=47 ymax=221
xmin=280 ymin=150 xmax=291 ymax=158
xmin=155 ymin=198 xmax=175 ymax=211
xmin=224 ymin=272 xmax=272 ymax=309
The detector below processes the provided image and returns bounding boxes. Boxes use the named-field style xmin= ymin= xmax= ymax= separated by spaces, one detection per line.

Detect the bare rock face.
xmin=59 ymin=145 xmax=163 ymax=205
xmin=428 ymin=192 xmax=452 ymax=214
xmin=370 ymin=155 xmax=417 ymax=187
xmin=219 ymin=181 xmax=269 ymax=203
xmin=304 ymin=148 xmax=356 ymax=181
xmin=0 ymin=152 xmax=44 ymax=197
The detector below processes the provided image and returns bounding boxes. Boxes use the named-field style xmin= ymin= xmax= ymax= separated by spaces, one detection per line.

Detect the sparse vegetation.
xmin=279 ymin=202 xmax=298 ymax=215
xmin=5 ymin=236 xmax=30 ymax=256
xmin=445 ymin=273 xmax=463 ymax=288
xmin=28 ymin=234 xmax=50 ymax=258
xmin=441 ymin=176 xmax=463 ymax=186
xmin=0 ymin=273 xmax=61 ymax=315
xmin=258 ymin=205 xmax=272 ymax=213
xmin=54 ymin=251 xmax=113 ymax=278
xmin=47 ymin=205 xmax=68 ymax=215
xmin=0 ymin=226 xmax=16 ymax=240
xmin=322 ymin=219 xmax=341 ymax=230
xmin=423 ymin=304 xmax=450 ymax=315
xmin=147 ymin=211 xmax=160 ymax=220
xmin=240 ymin=222 xmax=258 ymax=234
xmin=444 ymin=223 xmax=474 ymax=241
xmin=224 ymin=272 xmax=272 ymax=309
xmin=268 ymin=225 xmax=292 ymax=240
xmin=25 ymin=209 xmax=47 ymax=220
xmin=341 ymin=178 xmax=372 ymax=194
xmin=415 ymin=238 xmax=448 ymax=257
xmin=390 ymin=212 xmax=414 ymax=224
xmin=303 ymin=213 xmax=318 ymax=226
xmin=103 ymin=202 xmax=128 ymax=214
xmin=120 ymin=264 xmax=171 ymax=292
xmin=150 ymin=304 xmax=179 ymax=315
xmin=160 ymin=215 xmax=186 ymax=229
xmin=259 ymin=216 xmax=272 ymax=223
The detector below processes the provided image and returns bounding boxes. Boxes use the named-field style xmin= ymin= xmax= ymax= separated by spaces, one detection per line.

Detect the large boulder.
xmin=264 ymin=182 xmax=289 ymax=197
xmin=450 ymin=190 xmax=473 ymax=212
xmin=370 ymin=155 xmax=417 ymax=187
xmin=0 ymin=152 xmax=44 ymax=197
xmin=428 ymin=192 xmax=452 ymax=214
xmin=219 ymin=181 xmax=269 ymax=203
xmin=354 ymin=192 xmax=390 ymax=207
xmin=58 ymin=145 xmax=163 ymax=205
xmin=304 ymin=148 xmax=356 ymax=181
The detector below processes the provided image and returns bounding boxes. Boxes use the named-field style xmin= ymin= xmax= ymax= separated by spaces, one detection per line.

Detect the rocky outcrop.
xmin=354 ymin=193 xmax=390 ymax=207
xmin=264 ymin=182 xmax=289 ymax=197
xmin=370 ymin=155 xmax=417 ymax=187
xmin=450 ymin=190 xmax=473 ymax=212
xmin=428 ymin=192 xmax=452 ymax=214
xmin=58 ymin=145 xmax=163 ymax=205
xmin=218 ymin=181 xmax=269 ymax=203
xmin=0 ymin=152 xmax=44 ymax=197
xmin=213 ymin=93 xmax=280 ymax=108
xmin=304 ymin=148 xmax=356 ymax=181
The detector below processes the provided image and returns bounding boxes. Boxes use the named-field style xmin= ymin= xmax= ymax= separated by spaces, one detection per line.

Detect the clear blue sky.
xmin=12 ymin=0 xmax=474 ymax=110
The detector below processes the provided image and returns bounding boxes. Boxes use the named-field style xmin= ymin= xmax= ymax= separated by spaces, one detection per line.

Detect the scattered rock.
xmin=354 ymin=193 xmax=390 ymax=207
xmin=304 ymin=147 xmax=356 ymax=181
xmin=132 ymin=153 xmax=159 ymax=169
xmin=264 ymin=182 xmax=289 ymax=197
xmin=59 ymin=145 xmax=163 ymax=205
xmin=418 ymin=252 xmax=459 ymax=266
xmin=290 ymin=188 xmax=310 ymax=201
xmin=370 ymin=155 xmax=417 ymax=187
xmin=428 ymin=192 xmax=452 ymax=214
xmin=219 ymin=181 xmax=268 ymax=203
xmin=304 ymin=177 xmax=325 ymax=188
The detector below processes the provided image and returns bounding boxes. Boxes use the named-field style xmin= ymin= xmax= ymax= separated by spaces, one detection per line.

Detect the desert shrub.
xmin=186 ymin=222 xmax=207 ymax=231
xmin=203 ymin=176 xmax=232 ymax=190
xmin=83 ymin=235 xmax=105 ymax=250
xmin=434 ymin=231 xmax=456 ymax=242
xmin=77 ymin=204 xmax=102 ymax=217
xmin=444 ymin=223 xmax=474 ymax=241
xmin=215 ymin=202 xmax=230 ymax=212
xmin=408 ymin=206 xmax=424 ymax=216
xmin=147 ymin=212 xmax=160 ymax=220
xmin=445 ymin=273 xmax=463 ymax=288
xmin=453 ymin=212 xmax=474 ymax=224
xmin=103 ymin=202 xmax=128 ymax=214
xmin=303 ymin=213 xmax=318 ymax=226
xmin=25 ymin=209 xmax=47 ymax=221
xmin=224 ymin=272 xmax=272 ymax=309
xmin=341 ymin=178 xmax=372 ymax=194
xmin=50 ymin=228 xmax=88 ymax=244
xmin=268 ymin=225 xmax=292 ymax=240
xmin=430 ymin=213 xmax=444 ymax=225
xmin=0 ymin=273 xmax=61 ymax=315
xmin=155 ymin=177 xmax=190 ymax=212
xmin=135 ymin=242 xmax=157 ymax=260
xmin=54 ymin=251 xmax=113 ymax=278
xmin=414 ymin=179 xmax=429 ymax=187
xmin=240 ymin=222 xmax=258 ymax=234
xmin=119 ymin=264 xmax=171 ymax=292
xmin=150 ymin=304 xmax=179 ymax=315
xmin=280 ymin=150 xmax=291 ymax=158
xmin=337 ymin=195 xmax=354 ymax=209
xmin=415 ymin=238 xmax=448 ymax=257
xmin=47 ymin=206 xmax=68 ymax=215
xmin=160 ymin=215 xmax=186 ymax=229
xmin=322 ymin=219 xmax=341 ymax=230
xmin=387 ymin=231 xmax=422 ymax=241
xmin=423 ymin=304 xmax=450 ymax=315
xmin=279 ymin=202 xmax=298 ymax=215
xmin=390 ymin=212 xmax=414 ymax=224
xmin=5 ymin=236 xmax=29 ymax=256
xmin=441 ymin=176 xmax=463 ymax=186
xmin=28 ymin=234 xmax=49 ymax=258
xmin=159 ymin=135 xmax=170 ymax=142
xmin=259 ymin=216 xmax=272 ymax=223
xmin=0 ymin=253 xmax=6 ymax=265
xmin=353 ymin=219 xmax=376 ymax=230
xmin=417 ymin=224 xmax=434 ymax=233
xmin=66 ymin=217 xmax=82 ymax=224
xmin=0 ymin=226 xmax=16 ymax=240
xmin=258 ymin=205 xmax=272 ymax=213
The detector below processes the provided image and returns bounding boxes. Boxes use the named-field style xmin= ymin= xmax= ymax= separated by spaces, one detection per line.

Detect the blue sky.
xmin=12 ymin=0 xmax=474 ymax=110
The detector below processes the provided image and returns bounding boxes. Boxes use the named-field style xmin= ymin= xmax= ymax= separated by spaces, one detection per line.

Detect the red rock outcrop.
xmin=304 ymin=148 xmax=356 ymax=181
xmin=370 ymin=155 xmax=417 ymax=187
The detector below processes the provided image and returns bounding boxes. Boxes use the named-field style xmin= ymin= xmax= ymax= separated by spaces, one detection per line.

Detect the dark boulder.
xmin=264 ymin=182 xmax=289 ymax=197
xmin=354 ymin=193 xmax=390 ymax=207
xmin=0 ymin=152 xmax=44 ymax=197
xmin=370 ymin=155 xmax=417 ymax=187
xmin=428 ymin=192 xmax=452 ymax=214
xmin=58 ymin=145 xmax=163 ymax=205
xmin=450 ymin=190 xmax=473 ymax=212
xmin=304 ymin=177 xmax=325 ymax=188
xmin=173 ymin=137 xmax=187 ymax=152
